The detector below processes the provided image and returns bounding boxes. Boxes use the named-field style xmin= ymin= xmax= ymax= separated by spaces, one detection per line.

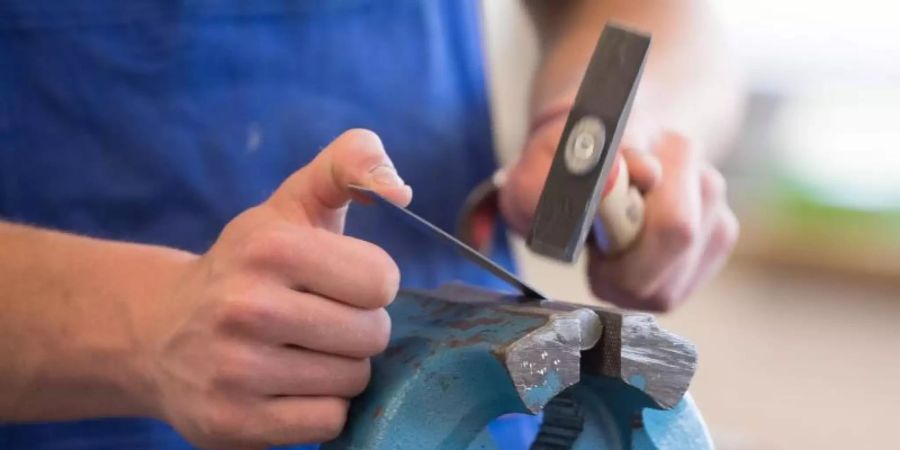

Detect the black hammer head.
xmin=528 ymin=24 xmax=650 ymax=262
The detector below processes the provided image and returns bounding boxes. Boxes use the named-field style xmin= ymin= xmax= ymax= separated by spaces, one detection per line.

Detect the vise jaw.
xmin=322 ymin=284 xmax=710 ymax=450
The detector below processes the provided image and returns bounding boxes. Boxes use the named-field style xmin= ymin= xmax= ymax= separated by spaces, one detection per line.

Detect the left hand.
xmin=499 ymin=114 xmax=739 ymax=312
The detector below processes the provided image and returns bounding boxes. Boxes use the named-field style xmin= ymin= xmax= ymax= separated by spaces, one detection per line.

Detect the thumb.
xmin=268 ymin=128 xmax=413 ymax=232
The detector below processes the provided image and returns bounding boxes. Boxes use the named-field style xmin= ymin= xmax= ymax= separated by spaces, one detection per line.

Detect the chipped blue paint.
xmin=628 ymin=374 xmax=647 ymax=390
xmin=522 ymin=371 xmax=563 ymax=411
xmin=637 ymin=395 xmax=713 ymax=449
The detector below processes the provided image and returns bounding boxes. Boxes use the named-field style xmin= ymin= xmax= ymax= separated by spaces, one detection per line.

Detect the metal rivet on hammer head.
xmin=564 ymin=116 xmax=606 ymax=175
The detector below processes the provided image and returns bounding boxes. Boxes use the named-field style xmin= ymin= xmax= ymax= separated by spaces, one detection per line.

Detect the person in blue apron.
xmin=0 ymin=0 xmax=740 ymax=448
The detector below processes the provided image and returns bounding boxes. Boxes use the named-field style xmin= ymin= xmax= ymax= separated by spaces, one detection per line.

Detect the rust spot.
xmin=428 ymin=301 xmax=457 ymax=319
xmin=446 ymin=335 xmax=487 ymax=348
xmin=373 ymin=406 xmax=384 ymax=419
xmin=449 ymin=316 xmax=504 ymax=331
xmin=461 ymin=335 xmax=484 ymax=346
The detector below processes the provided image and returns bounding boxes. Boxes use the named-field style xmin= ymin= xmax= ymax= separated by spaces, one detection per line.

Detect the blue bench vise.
xmin=322 ymin=283 xmax=709 ymax=450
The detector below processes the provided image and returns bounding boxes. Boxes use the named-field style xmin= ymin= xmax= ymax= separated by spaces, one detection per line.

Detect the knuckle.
xmin=348 ymin=359 xmax=373 ymax=396
xmin=363 ymin=308 xmax=392 ymax=355
xmin=264 ymin=398 xmax=349 ymax=445
xmin=211 ymin=348 xmax=258 ymax=392
xmin=721 ymin=209 xmax=740 ymax=246
xmin=364 ymin=245 xmax=401 ymax=308
xmin=644 ymin=290 xmax=678 ymax=313
xmin=346 ymin=308 xmax=392 ymax=358
xmin=497 ymin=170 xmax=534 ymax=236
xmin=217 ymin=285 xmax=273 ymax=335
xmin=336 ymin=358 xmax=373 ymax=398
xmin=342 ymin=128 xmax=381 ymax=145
xmin=657 ymin=217 xmax=697 ymax=252
xmin=630 ymin=287 xmax=681 ymax=313
xmin=604 ymin=278 xmax=656 ymax=306
xmin=240 ymin=226 xmax=304 ymax=269
xmin=709 ymin=208 xmax=740 ymax=252
xmin=317 ymin=400 xmax=349 ymax=441
xmin=656 ymin=132 xmax=694 ymax=159
xmin=588 ymin=274 xmax=653 ymax=310
xmin=196 ymin=405 xmax=244 ymax=446
xmin=629 ymin=282 xmax=659 ymax=302
xmin=701 ymin=165 xmax=727 ymax=200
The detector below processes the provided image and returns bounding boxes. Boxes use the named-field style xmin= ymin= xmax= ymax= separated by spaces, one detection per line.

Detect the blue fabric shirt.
xmin=0 ymin=0 xmax=538 ymax=447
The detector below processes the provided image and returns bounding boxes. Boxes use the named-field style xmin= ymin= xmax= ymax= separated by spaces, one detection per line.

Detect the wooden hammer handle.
xmin=595 ymin=156 xmax=644 ymax=254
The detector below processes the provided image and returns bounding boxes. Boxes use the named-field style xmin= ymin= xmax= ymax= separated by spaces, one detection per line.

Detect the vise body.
xmin=322 ymin=284 xmax=710 ymax=450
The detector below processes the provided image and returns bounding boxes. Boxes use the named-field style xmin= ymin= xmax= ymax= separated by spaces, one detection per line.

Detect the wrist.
xmin=120 ymin=245 xmax=198 ymax=419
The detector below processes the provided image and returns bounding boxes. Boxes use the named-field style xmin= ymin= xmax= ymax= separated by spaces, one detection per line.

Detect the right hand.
xmin=142 ymin=129 xmax=412 ymax=448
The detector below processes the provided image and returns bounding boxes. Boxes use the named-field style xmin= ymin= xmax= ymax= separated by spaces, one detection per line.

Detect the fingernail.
xmin=369 ymin=164 xmax=405 ymax=187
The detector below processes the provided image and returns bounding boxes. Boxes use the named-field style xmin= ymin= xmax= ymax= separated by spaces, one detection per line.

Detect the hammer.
xmin=459 ymin=24 xmax=650 ymax=261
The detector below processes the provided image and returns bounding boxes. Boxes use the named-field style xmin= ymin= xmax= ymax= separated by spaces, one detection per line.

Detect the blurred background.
xmin=483 ymin=1 xmax=900 ymax=449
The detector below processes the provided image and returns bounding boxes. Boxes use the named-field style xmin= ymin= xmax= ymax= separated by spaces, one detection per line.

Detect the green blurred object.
xmin=735 ymin=169 xmax=900 ymax=281
xmin=773 ymin=175 xmax=900 ymax=239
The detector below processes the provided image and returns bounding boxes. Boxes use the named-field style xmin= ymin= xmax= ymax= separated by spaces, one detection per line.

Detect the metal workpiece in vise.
xmin=327 ymin=24 xmax=713 ymax=449
xmin=322 ymin=284 xmax=708 ymax=450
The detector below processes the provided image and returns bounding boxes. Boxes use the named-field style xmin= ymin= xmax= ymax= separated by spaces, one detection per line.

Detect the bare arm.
xmin=0 ymin=221 xmax=188 ymax=420
xmin=0 ymin=129 xmax=410 ymax=447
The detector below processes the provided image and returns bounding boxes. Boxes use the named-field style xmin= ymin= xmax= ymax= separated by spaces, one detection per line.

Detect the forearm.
xmin=0 ymin=221 xmax=193 ymax=421
xmin=526 ymin=0 xmax=743 ymax=157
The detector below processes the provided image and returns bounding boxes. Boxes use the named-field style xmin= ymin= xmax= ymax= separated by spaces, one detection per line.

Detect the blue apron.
xmin=0 ymin=0 xmax=538 ymax=447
